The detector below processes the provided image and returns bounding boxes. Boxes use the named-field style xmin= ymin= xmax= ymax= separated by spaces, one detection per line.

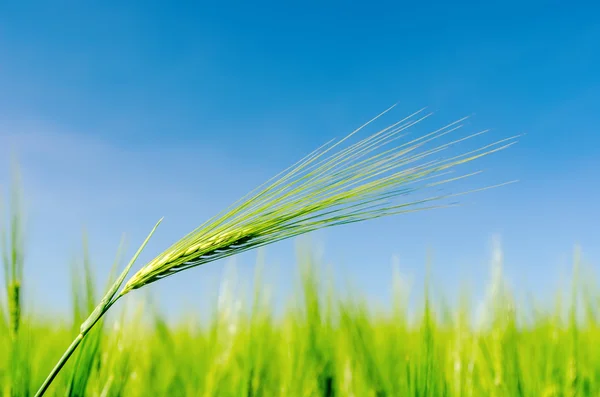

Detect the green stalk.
xmin=33 ymin=302 xmax=112 ymax=397
xmin=34 ymin=219 xmax=162 ymax=397
xmin=2 ymin=162 xmax=25 ymax=341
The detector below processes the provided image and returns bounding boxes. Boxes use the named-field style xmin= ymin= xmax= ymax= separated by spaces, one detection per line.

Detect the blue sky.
xmin=0 ymin=2 xmax=598 ymax=319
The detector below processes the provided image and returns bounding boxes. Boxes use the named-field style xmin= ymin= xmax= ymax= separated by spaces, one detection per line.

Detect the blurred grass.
xmin=2 ymin=161 xmax=599 ymax=396
xmin=1 ymin=244 xmax=599 ymax=397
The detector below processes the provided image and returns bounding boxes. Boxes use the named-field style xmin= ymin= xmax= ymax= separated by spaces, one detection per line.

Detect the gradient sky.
xmin=0 ymin=2 xmax=598 ymax=319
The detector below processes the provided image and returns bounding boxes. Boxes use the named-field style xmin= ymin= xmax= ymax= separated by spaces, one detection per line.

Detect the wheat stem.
xmin=34 ymin=220 xmax=161 ymax=396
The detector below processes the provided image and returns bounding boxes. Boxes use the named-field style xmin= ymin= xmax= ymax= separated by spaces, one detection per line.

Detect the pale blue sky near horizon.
xmin=0 ymin=2 xmax=598 ymax=319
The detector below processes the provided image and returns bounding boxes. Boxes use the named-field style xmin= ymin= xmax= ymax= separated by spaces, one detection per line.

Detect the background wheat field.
xmin=2 ymin=226 xmax=600 ymax=396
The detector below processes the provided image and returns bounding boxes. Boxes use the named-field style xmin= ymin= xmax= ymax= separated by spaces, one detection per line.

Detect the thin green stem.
xmin=33 ymin=219 xmax=161 ymax=396
xmin=34 ymin=297 xmax=118 ymax=397
xmin=34 ymin=333 xmax=84 ymax=397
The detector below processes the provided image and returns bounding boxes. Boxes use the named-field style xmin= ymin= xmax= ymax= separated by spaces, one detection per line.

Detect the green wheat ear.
xmin=120 ymin=106 xmax=517 ymax=294
xmin=35 ymin=106 xmax=518 ymax=396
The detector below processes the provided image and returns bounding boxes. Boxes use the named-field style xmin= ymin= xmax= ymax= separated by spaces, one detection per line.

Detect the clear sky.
xmin=0 ymin=2 xmax=598 ymax=319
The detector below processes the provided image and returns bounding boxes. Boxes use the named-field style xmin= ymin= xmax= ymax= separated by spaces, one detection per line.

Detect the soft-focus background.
xmin=0 ymin=1 xmax=598 ymax=321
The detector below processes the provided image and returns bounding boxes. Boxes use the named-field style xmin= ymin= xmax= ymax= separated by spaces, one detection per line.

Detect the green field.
xmin=2 ymin=244 xmax=599 ymax=396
